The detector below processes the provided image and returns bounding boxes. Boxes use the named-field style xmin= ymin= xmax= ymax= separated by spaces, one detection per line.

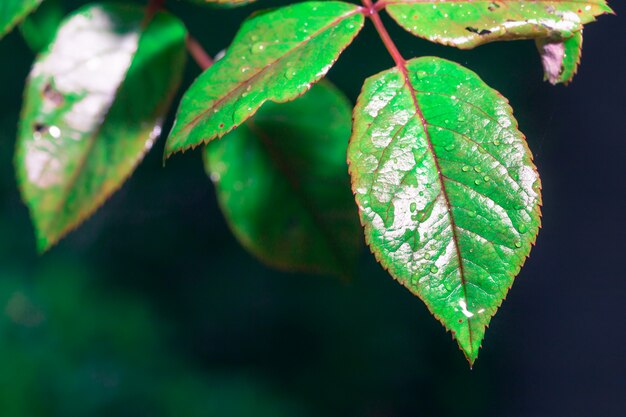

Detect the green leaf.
xmin=204 ymin=81 xmax=361 ymax=278
xmin=16 ymin=3 xmax=187 ymax=251
xmin=347 ymin=57 xmax=542 ymax=364
xmin=384 ymin=0 xmax=612 ymax=49
xmin=0 ymin=0 xmax=43 ymax=40
xmin=165 ymin=1 xmax=364 ymax=158
xmin=536 ymin=31 xmax=583 ymax=85
xmin=19 ymin=0 xmax=65 ymax=53
xmin=182 ymin=0 xmax=258 ymax=8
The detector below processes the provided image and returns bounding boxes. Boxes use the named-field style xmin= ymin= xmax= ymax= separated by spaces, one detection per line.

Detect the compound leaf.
xmin=384 ymin=0 xmax=611 ymax=49
xmin=536 ymin=30 xmax=583 ymax=85
xmin=204 ymin=81 xmax=361 ymax=278
xmin=16 ymin=3 xmax=187 ymax=251
xmin=348 ymin=57 xmax=542 ymax=364
xmin=0 ymin=0 xmax=43 ymax=40
xmin=165 ymin=1 xmax=364 ymax=158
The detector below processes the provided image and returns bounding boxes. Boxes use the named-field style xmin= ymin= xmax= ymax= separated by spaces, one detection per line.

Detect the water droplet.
xmin=240 ymin=66 xmax=250 ymax=73
xmin=514 ymin=241 xmax=522 ymax=248
xmin=483 ymin=175 xmax=491 ymax=182
xmin=462 ymin=165 xmax=470 ymax=172
xmin=474 ymin=179 xmax=482 ymax=186
xmin=493 ymin=140 xmax=501 ymax=146
xmin=473 ymin=166 xmax=482 ymax=173
xmin=430 ymin=266 xmax=439 ymax=274
xmin=444 ymin=144 xmax=455 ymax=152
xmin=519 ymin=225 xmax=528 ymax=234
xmin=252 ymin=42 xmax=266 ymax=53
xmin=468 ymin=210 xmax=476 ymax=218
xmin=424 ymin=253 xmax=432 ymax=260
xmin=410 ymin=202 xmax=417 ymax=212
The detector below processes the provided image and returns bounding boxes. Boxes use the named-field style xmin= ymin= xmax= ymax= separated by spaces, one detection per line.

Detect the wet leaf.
xmin=19 ymin=0 xmax=65 ymax=53
xmin=0 ymin=0 xmax=42 ymax=40
xmin=384 ymin=0 xmax=611 ymax=49
xmin=536 ymin=31 xmax=583 ymax=85
xmin=16 ymin=3 xmax=187 ymax=251
xmin=348 ymin=57 xmax=542 ymax=364
xmin=165 ymin=1 xmax=364 ymax=159
xmin=204 ymin=82 xmax=361 ymax=278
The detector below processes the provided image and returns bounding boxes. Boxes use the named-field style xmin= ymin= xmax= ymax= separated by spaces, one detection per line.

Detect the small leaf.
xmin=16 ymin=3 xmax=187 ymax=251
xmin=0 ymin=0 xmax=43 ymax=40
xmin=165 ymin=1 xmax=364 ymax=158
xmin=19 ymin=0 xmax=65 ymax=53
xmin=348 ymin=57 xmax=542 ymax=364
xmin=384 ymin=0 xmax=611 ymax=49
xmin=204 ymin=81 xmax=361 ymax=278
xmin=536 ymin=31 xmax=583 ymax=85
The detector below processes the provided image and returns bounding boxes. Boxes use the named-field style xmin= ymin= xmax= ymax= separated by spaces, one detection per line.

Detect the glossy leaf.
xmin=536 ymin=31 xmax=583 ymax=85
xmin=204 ymin=82 xmax=361 ymax=278
xmin=348 ymin=57 xmax=542 ymax=364
xmin=16 ymin=3 xmax=187 ymax=251
xmin=19 ymin=0 xmax=65 ymax=53
xmin=0 ymin=0 xmax=42 ymax=40
xmin=165 ymin=1 xmax=364 ymax=158
xmin=384 ymin=0 xmax=611 ymax=49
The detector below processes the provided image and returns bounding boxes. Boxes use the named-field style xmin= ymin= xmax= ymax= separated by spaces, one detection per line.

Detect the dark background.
xmin=0 ymin=1 xmax=624 ymax=416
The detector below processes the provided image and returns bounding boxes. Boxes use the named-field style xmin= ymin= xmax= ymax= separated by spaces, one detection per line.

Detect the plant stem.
xmin=361 ymin=0 xmax=405 ymax=67
xmin=187 ymin=35 xmax=214 ymax=70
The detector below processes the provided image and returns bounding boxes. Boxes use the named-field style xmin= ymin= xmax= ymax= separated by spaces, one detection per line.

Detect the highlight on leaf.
xmin=536 ymin=31 xmax=583 ymax=85
xmin=348 ymin=56 xmax=542 ymax=364
xmin=164 ymin=1 xmax=365 ymax=159
xmin=383 ymin=0 xmax=612 ymax=49
xmin=204 ymin=81 xmax=361 ymax=278
xmin=16 ymin=3 xmax=187 ymax=251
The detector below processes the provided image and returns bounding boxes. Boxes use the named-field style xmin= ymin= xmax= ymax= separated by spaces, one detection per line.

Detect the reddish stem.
xmin=145 ymin=0 xmax=165 ymax=24
xmin=186 ymin=35 xmax=214 ymax=70
xmin=361 ymin=0 xmax=405 ymax=67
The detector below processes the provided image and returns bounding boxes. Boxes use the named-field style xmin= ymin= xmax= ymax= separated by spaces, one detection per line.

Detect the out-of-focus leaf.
xmin=165 ymin=1 xmax=364 ymax=158
xmin=0 ymin=0 xmax=42 ymax=40
xmin=16 ymin=3 xmax=187 ymax=251
xmin=348 ymin=57 xmax=542 ymax=364
xmin=384 ymin=0 xmax=611 ymax=49
xmin=19 ymin=0 xmax=65 ymax=53
xmin=536 ymin=31 xmax=583 ymax=85
xmin=204 ymin=82 xmax=361 ymax=278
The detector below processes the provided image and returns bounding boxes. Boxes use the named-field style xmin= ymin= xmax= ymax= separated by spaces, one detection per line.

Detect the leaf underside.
xmin=384 ymin=0 xmax=611 ymax=49
xmin=0 ymin=0 xmax=42 ymax=40
xmin=205 ymin=82 xmax=361 ymax=278
xmin=348 ymin=57 xmax=542 ymax=364
xmin=16 ymin=3 xmax=187 ymax=251
xmin=165 ymin=1 xmax=364 ymax=158
xmin=536 ymin=31 xmax=583 ymax=85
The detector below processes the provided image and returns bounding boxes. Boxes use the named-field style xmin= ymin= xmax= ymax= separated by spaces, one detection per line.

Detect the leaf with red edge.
xmin=348 ymin=56 xmax=542 ymax=364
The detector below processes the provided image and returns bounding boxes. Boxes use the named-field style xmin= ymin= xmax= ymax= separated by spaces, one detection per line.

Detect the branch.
xmin=187 ymin=35 xmax=214 ymax=70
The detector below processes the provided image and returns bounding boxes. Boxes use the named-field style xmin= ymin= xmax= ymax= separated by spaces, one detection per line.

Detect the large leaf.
xmin=0 ymin=0 xmax=42 ymax=40
xmin=165 ymin=1 xmax=364 ymax=158
xmin=16 ymin=3 xmax=187 ymax=251
xmin=204 ymin=82 xmax=361 ymax=278
xmin=348 ymin=57 xmax=542 ymax=364
xmin=384 ymin=0 xmax=611 ymax=49
xmin=536 ymin=31 xmax=583 ymax=85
